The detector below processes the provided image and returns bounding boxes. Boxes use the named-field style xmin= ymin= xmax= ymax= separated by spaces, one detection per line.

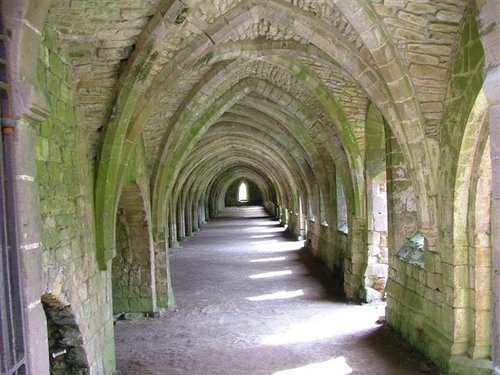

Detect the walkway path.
xmin=115 ymin=206 xmax=442 ymax=375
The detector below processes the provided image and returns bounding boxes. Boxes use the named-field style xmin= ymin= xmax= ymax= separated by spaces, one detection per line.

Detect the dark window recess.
xmin=0 ymin=10 xmax=29 ymax=375
xmin=397 ymin=233 xmax=425 ymax=268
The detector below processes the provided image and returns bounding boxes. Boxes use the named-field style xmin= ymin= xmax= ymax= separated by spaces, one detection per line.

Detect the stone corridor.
xmin=115 ymin=206 xmax=441 ymax=375
xmin=1 ymin=1 xmax=500 ymax=375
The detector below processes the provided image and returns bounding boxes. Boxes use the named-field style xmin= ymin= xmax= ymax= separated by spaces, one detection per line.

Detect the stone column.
xmin=475 ymin=1 xmax=500 ymax=369
xmin=168 ymin=206 xmax=178 ymax=247
xmin=199 ymin=198 xmax=206 ymax=226
xmin=3 ymin=1 xmax=50 ymax=373
xmin=486 ymin=66 xmax=500 ymax=373
xmin=177 ymin=201 xmax=185 ymax=241
xmin=192 ymin=199 xmax=199 ymax=231
xmin=14 ymin=119 xmax=49 ymax=375
xmin=185 ymin=199 xmax=192 ymax=237
xmin=154 ymin=232 xmax=174 ymax=309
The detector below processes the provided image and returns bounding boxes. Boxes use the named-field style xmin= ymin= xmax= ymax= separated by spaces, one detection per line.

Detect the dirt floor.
xmin=115 ymin=206 xmax=444 ymax=375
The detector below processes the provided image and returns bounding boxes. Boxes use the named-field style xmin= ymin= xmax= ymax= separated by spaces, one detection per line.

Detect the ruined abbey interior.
xmin=1 ymin=0 xmax=500 ymax=374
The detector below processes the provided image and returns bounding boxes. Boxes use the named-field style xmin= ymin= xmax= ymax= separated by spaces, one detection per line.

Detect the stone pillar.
xmin=177 ymin=201 xmax=185 ymax=241
xmin=154 ymin=232 xmax=174 ymax=309
xmin=299 ymin=211 xmax=305 ymax=240
xmin=486 ymin=66 xmax=500 ymax=373
xmin=204 ymin=197 xmax=210 ymax=222
xmin=168 ymin=206 xmax=178 ymax=247
xmin=199 ymin=198 xmax=206 ymax=226
xmin=192 ymin=199 xmax=199 ymax=231
xmin=185 ymin=200 xmax=192 ymax=237
xmin=469 ymin=3 xmax=500 ymax=372
xmin=15 ymin=120 xmax=50 ymax=375
xmin=344 ymin=217 xmax=366 ymax=300
xmin=3 ymin=1 xmax=51 ymax=372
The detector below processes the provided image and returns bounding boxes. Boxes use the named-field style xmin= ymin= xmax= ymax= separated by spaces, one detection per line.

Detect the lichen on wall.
xmin=34 ymin=27 xmax=115 ymax=374
xmin=385 ymin=8 xmax=488 ymax=371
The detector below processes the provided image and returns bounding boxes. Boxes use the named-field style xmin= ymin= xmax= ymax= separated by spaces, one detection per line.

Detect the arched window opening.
xmin=299 ymin=197 xmax=306 ymax=239
xmin=238 ymin=182 xmax=248 ymax=202
xmin=336 ymin=173 xmax=348 ymax=233
xmin=319 ymin=188 xmax=327 ymax=227
xmin=308 ymin=191 xmax=315 ymax=222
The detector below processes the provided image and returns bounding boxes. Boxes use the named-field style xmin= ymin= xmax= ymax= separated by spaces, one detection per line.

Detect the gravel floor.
xmin=115 ymin=206 xmax=443 ymax=375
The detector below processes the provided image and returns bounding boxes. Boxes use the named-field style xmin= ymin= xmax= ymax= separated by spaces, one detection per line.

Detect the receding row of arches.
xmin=2 ymin=0 xmax=499 ymax=374
xmin=108 ymin=101 xmax=392 ymax=316
xmin=107 ymin=80 xmax=491 ymax=372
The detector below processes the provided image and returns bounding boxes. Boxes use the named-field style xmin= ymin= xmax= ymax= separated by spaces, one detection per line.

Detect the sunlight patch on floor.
xmin=250 ymin=239 xmax=279 ymax=245
xmin=255 ymin=220 xmax=281 ymax=226
xmin=250 ymin=233 xmax=278 ymax=238
xmin=260 ymin=309 xmax=381 ymax=345
xmin=272 ymin=357 xmax=352 ymax=375
xmin=247 ymin=289 xmax=304 ymax=301
xmin=247 ymin=226 xmax=286 ymax=233
xmin=249 ymin=270 xmax=292 ymax=279
xmin=251 ymin=240 xmax=305 ymax=253
xmin=250 ymin=256 xmax=286 ymax=263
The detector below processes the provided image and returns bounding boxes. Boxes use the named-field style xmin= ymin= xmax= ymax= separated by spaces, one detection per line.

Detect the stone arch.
xmin=111 ymin=182 xmax=157 ymax=316
xmin=41 ymin=293 xmax=89 ymax=375
xmin=220 ymin=174 xmax=267 ymax=208
xmin=207 ymin=164 xmax=280 ymax=217
xmin=200 ymin=150 xmax=296 ymax=217
xmin=450 ymin=90 xmax=491 ymax=365
xmin=186 ymin=163 xmax=276 ymax=225
xmin=334 ymin=1 xmax=437 ymax=238
xmin=146 ymin=63 xmax=358 ymax=294
xmin=96 ymin=0 xmax=438 ymax=269
xmin=468 ymin=139 xmax=492 ymax=360
xmin=149 ymin=57 xmax=357 ymax=221
xmin=166 ymin=133 xmax=307 ymax=242
xmin=151 ymin=75 xmax=351 ymax=245
xmin=474 ymin=0 xmax=500 ymax=369
xmin=261 ymin=55 xmax=364 ymax=217
xmin=171 ymin=121 xmax=313 ymax=212
xmin=153 ymin=86 xmax=319 ymax=235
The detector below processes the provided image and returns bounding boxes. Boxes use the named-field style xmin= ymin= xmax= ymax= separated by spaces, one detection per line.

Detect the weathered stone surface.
xmin=397 ymin=233 xmax=424 ymax=268
xmin=409 ymin=64 xmax=447 ymax=80
xmin=7 ymin=1 xmax=494 ymax=375
xmin=397 ymin=11 xmax=428 ymax=27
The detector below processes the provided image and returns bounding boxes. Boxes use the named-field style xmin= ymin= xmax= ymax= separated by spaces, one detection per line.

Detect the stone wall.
xmin=34 ymin=27 xmax=115 ymax=374
xmin=112 ymin=205 xmax=131 ymax=315
xmin=384 ymin=114 xmax=428 ymax=362
xmin=112 ymin=183 xmax=156 ymax=316
xmin=307 ymin=221 xmax=346 ymax=279
xmin=385 ymin=11 xmax=490 ymax=372
xmin=5 ymin=2 xmax=497 ymax=375
xmin=287 ymin=212 xmax=301 ymax=239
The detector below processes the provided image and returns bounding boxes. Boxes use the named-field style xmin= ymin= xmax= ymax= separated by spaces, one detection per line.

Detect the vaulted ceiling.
xmin=42 ymin=0 xmax=470 ymax=263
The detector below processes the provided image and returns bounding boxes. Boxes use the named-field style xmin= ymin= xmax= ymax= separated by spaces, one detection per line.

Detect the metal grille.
xmin=0 ymin=9 xmax=29 ymax=375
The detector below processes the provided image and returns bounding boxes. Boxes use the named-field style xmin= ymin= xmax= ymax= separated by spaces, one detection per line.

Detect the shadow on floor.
xmin=115 ymin=206 xmax=444 ymax=375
